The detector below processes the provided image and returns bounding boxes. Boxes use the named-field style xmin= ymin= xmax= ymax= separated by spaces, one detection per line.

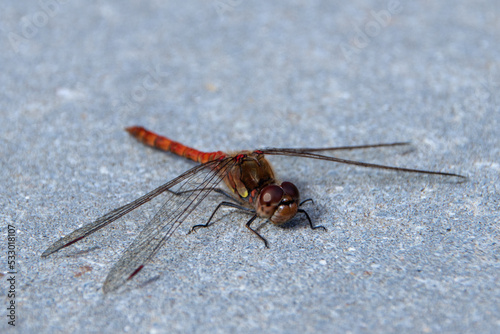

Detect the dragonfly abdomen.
xmin=126 ymin=126 xmax=225 ymax=163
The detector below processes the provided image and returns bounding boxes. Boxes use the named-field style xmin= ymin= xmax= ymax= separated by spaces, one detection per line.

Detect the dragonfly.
xmin=42 ymin=126 xmax=465 ymax=293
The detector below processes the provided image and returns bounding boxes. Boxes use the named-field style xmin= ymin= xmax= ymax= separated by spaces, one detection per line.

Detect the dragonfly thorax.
xmin=223 ymin=152 xmax=300 ymax=225
xmin=224 ymin=151 xmax=277 ymax=199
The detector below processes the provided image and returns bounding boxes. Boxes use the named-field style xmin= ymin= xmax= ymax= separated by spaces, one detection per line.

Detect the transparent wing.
xmin=261 ymin=148 xmax=465 ymax=179
xmin=263 ymin=142 xmax=411 ymax=152
xmin=102 ymin=157 xmax=236 ymax=293
xmin=42 ymin=159 xmax=228 ymax=258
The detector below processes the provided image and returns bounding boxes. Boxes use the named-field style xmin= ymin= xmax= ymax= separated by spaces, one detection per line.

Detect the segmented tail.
xmin=126 ymin=126 xmax=226 ymax=164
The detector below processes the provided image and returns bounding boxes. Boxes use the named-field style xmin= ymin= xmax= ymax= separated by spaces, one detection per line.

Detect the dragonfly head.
xmin=256 ymin=182 xmax=299 ymax=225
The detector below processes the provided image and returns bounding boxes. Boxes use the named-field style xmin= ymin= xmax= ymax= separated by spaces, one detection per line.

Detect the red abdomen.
xmin=126 ymin=126 xmax=226 ymax=164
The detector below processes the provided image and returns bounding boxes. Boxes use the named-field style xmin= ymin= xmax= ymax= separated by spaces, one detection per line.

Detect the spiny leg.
xmin=213 ymin=188 xmax=241 ymax=201
xmin=298 ymin=208 xmax=326 ymax=231
xmin=300 ymin=198 xmax=314 ymax=206
xmin=245 ymin=215 xmax=269 ymax=248
xmin=170 ymin=187 xmax=235 ymax=200
xmin=189 ymin=201 xmax=252 ymax=234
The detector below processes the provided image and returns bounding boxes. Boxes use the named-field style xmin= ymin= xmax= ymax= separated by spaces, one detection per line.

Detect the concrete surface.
xmin=1 ymin=1 xmax=499 ymax=333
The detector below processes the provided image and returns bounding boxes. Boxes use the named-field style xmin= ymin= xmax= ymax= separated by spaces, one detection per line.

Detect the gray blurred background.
xmin=1 ymin=1 xmax=499 ymax=333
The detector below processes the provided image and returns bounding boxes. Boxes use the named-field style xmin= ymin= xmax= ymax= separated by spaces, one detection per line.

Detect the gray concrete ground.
xmin=1 ymin=1 xmax=499 ymax=333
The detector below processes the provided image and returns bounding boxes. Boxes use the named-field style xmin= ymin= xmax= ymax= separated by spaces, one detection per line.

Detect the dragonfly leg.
xmin=245 ymin=215 xmax=269 ymax=248
xmin=298 ymin=208 xmax=326 ymax=231
xmin=299 ymin=198 xmax=314 ymax=206
xmin=189 ymin=201 xmax=252 ymax=234
xmin=170 ymin=187 xmax=235 ymax=201
xmin=211 ymin=188 xmax=238 ymax=201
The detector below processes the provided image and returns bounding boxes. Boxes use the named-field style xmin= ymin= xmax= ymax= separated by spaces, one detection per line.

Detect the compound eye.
xmin=281 ymin=182 xmax=299 ymax=201
xmin=259 ymin=185 xmax=284 ymax=207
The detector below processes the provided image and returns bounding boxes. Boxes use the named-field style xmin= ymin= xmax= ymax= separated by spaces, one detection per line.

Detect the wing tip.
xmin=102 ymin=264 xmax=145 ymax=294
xmin=41 ymin=249 xmax=53 ymax=258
